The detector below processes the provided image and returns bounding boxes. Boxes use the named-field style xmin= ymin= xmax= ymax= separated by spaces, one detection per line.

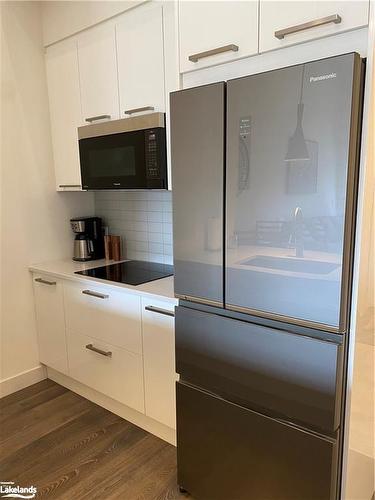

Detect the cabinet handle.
xmin=85 ymin=344 xmax=112 ymax=357
xmin=34 ymin=278 xmax=56 ymax=286
xmin=82 ymin=290 xmax=109 ymax=299
xmin=274 ymin=14 xmax=342 ymax=40
xmin=145 ymin=305 xmax=175 ymax=317
xmin=124 ymin=106 xmax=155 ymax=115
xmin=85 ymin=114 xmax=111 ymax=123
xmin=58 ymin=184 xmax=81 ymax=188
xmin=188 ymin=44 xmax=239 ymax=63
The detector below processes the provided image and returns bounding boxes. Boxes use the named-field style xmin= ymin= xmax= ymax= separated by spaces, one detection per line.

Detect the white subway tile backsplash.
xmin=163 ymin=233 xmax=173 ymax=245
xmin=148 ymin=222 xmax=163 ymax=233
xmin=147 ymin=200 xmax=164 ymax=212
xmin=162 ymin=223 xmax=173 ymax=234
xmin=148 ymin=232 xmax=164 ymax=243
xmin=147 ymin=211 xmax=164 ymax=223
xmin=94 ymin=191 xmax=173 ymax=264
xmin=149 ymin=242 xmax=164 ymax=254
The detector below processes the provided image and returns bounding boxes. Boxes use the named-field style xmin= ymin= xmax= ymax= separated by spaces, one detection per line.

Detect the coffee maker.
xmin=70 ymin=217 xmax=105 ymax=261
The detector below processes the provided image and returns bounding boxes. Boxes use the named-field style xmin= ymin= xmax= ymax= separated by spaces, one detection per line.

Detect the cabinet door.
xmin=33 ymin=275 xmax=68 ymax=374
xmin=170 ymin=83 xmax=225 ymax=306
xmin=260 ymin=1 xmax=369 ymax=52
xmin=77 ymin=23 xmax=119 ymax=124
xmin=141 ymin=298 xmax=177 ymax=429
xmin=179 ymin=1 xmax=258 ymax=73
xmin=116 ymin=3 xmax=165 ymax=117
xmin=45 ymin=39 xmax=82 ymax=191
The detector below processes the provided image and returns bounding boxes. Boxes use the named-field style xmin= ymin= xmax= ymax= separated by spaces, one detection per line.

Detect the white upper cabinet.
xmin=45 ymin=39 xmax=82 ymax=191
xmin=178 ymin=1 xmax=259 ymax=73
xmin=260 ymin=1 xmax=369 ymax=52
xmin=116 ymin=3 xmax=165 ymax=117
xmin=77 ymin=23 xmax=120 ymax=124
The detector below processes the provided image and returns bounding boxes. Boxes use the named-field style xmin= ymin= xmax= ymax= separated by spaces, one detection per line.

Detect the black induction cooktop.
xmin=75 ymin=260 xmax=174 ymax=286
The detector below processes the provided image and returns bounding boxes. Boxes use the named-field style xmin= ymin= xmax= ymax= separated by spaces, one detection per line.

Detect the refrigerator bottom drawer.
xmin=177 ymin=382 xmax=338 ymax=500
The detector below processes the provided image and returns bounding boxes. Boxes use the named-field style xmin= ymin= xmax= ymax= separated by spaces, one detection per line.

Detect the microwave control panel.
xmin=145 ymin=128 xmax=166 ymax=181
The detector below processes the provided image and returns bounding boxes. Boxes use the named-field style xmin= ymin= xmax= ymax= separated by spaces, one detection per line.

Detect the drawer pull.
xmin=34 ymin=278 xmax=56 ymax=286
xmin=274 ymin=14 xmax=342 ymax=40
xmin=145 ymin=305 xmax=175 ymax=317
xmin=189 ymin=44 xmax=239 ymax=63
xmin=85 ymin=114 xmax=111 ymax=123
xmin=85 ymin=344 xmax=112 ymax=357
xmin=124 ymin=106 xmax=155 ymax=115
xmin=82 ymin=290 xmax=109 ymax=299
xmin=58 ymin=184 xmax=81 ymax=188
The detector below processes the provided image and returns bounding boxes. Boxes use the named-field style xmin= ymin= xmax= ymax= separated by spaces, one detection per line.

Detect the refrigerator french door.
xmin=170 ymin=53 xmax=363 ymax=500
xmin=226 ymin=53 xmax=362 ymax=333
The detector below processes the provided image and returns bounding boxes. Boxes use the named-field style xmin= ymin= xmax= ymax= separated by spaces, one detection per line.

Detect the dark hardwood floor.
xmin=0 ymin=379 xmax=187 ymax=499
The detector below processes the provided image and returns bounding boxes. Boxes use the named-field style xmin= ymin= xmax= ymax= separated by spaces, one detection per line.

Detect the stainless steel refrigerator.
xmin=170 ymin=53 xmax=364 ymax=500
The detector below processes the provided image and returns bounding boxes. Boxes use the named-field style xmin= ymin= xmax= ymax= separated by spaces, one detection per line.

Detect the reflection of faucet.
xmin=292 ymin=207 xmax=304 ymax=258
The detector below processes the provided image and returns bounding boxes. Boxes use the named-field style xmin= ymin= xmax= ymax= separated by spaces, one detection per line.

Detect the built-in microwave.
xmin=78 ymin=113 xmax=167 ymax=190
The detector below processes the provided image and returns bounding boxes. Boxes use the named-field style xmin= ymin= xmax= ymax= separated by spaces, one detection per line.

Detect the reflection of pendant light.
xmin=285 ymin=65 xmax=309 ymax=162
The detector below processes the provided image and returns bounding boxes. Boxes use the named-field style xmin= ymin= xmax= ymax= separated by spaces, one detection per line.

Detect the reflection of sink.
xmin=240 ymin=255 xmax=339 ymax=275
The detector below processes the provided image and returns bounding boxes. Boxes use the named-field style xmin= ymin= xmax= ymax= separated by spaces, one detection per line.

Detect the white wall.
xmin=41 ymin=0 xmax=145 ymax=46
xmin=0 ymin=1 xmax=94 ymax=392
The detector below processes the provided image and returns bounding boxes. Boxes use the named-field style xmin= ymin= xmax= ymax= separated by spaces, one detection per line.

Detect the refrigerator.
xmin=170 ymin=53 xmax=364 ymax=500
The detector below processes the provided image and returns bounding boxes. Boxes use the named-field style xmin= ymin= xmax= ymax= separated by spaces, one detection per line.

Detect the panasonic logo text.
xmin=309 ymin=73 xmax=337 ymax=83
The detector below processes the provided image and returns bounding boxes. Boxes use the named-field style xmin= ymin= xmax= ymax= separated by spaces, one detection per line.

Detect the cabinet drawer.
xmin=176 ymin=306 xmax=343 ymax=434
xmin=142 ymin=298 xmax=177 ymax=428
xmin=67 ymin=330 xmax=144 ymax=413
xmin=64 ymin=281 xmax=142 ymax=354
xmin=33 ymin=274 xmax=68 ymax=374
xmin=260 ymin=1 xmax=369 ymax=53
xmin=177 ymin=382 xmax=338 ymax=500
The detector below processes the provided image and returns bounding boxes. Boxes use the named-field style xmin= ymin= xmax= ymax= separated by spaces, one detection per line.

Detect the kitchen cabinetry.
xmin=33 ymin=275 xmax=68 ymax=374
xmin=259 ymin=1 xmax=369 ymax=52
xmin=31 ymin=269 xmax=177 ymax=433
xmin=178 ymin=1 xmax=258 ymax=73
xmin=77 ymin=23 xmax=119 ymax=123
xmin=45 ymin=39 xmax=82 ymax=191
xmin=142 ymin=298 xmax=176 ymax=428
xmin=116 ymin=3 xmax=165 ymax=116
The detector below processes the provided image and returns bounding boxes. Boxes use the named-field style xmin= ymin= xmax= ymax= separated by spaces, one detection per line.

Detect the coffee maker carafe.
xmin=70 ymin=217 xmax=104 ymax=261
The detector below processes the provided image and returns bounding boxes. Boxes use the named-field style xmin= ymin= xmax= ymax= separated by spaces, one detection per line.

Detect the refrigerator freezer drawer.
xmin=175 ymin=306 xmax=343 ymax=434
xmin=177 ymin=381 xmax=338 ymax=500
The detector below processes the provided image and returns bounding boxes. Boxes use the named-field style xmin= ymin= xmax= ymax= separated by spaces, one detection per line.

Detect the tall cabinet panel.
xmin=225 ymin=53 xmax=362 ymax=330
xmin=116 ymin=3 xmax=165 ymax=117
xmin=77 ymin=24 xmax=119 ymax=124
xmin=45 ymin=39 xmax=82 ymax=191
xmin=170 ymin=83 xmax=225 ymax=306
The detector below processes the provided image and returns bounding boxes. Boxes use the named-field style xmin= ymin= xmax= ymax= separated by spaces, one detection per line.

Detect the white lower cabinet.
xmin=33 ymin=272 xmax=177 ymax=432
xmin=33 ymin=275 xmax=68 ymax=374
xmin=142 ymin=298 xmax=177 ymax=429
xmin=67 ymin=330 xmax=144 ymax=413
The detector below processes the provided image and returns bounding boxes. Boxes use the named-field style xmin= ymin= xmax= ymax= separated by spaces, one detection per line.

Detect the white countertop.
xmin=29 ymin=258 xmax=176 ymax=302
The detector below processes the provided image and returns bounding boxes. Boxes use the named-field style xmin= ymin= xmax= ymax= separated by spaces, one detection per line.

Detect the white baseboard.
xmin=0 ymin=365 xmax=47 ymax=398
xmin=47 ymin=367 xmax=176 ymax=446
